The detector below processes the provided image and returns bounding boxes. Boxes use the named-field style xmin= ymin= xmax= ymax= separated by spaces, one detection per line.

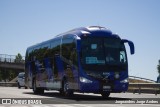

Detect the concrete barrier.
xmin=128 ymin=83 xmax=160 ymax=95
xmin=0 ymin=82 xmax=17 ymax=87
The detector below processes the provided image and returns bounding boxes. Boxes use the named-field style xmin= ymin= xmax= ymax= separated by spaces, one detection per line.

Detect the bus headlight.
xmin=80 ymin=77 xmax=93 ymax=83
xmin=120 ymin=78 xmax=129 ymax=83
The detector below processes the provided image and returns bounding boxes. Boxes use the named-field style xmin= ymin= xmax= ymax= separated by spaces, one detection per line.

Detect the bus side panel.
xmin=43 ymin=58 xmax=56 ymax=89
xmin=35 ymin=59 xmax=54 ymax=89
xmin=71 ymin=67 xmax=79 ymax=90
xmin=44 ymin=58 xmax=54 ymax=81
xmin=34 ymin=60 xmax=45 ymax=88
xmin=55 ymin=55 xmax=64 ymax=82
xmin=26 ymin=60 xmax=37 ymax=89
xmin=25 ymin=61 xmax=33 ymax=88
xmin=63 ymin=62 xmax=79 ymax=90
xmin=29 ymin=62 xmax=33 ymax=88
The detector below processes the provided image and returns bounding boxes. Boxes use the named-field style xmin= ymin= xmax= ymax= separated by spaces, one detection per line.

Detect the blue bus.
xmin=25 ymin=26 xmax=134 ymax=98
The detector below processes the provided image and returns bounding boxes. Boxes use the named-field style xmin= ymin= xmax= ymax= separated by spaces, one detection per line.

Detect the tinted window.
xmin=18 ymin=73 xmax=25 ymax=78
xmin=50 ymin=37 xmax=61 ymax=55
xmin=62 ymin=35 xmax=77 ymax=65
xmin=81 ymin=37 xmax=127 ymax=71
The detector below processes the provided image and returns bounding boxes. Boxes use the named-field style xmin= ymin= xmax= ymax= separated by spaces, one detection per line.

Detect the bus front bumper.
xmin=79 ymin=80 xmax=129 ymax=93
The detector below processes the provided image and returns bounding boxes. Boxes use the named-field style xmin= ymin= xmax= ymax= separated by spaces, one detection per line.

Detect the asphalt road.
xmin=0 ymin=87 xmax=160 ymax=107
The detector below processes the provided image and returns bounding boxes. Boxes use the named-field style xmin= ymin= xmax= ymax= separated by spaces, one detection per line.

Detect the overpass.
xmin=0 ymin=54 xmax=25 ymax=70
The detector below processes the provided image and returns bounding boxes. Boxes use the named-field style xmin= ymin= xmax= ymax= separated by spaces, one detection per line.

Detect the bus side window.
xmin=71 ymin=41 xmax=77 ymax=65
xmin=51 ymin=38 xmax=61 ymax=56
xmin=61 ymin=35 xmax=77 ymax=66
xmin=50 ymin=38 xmax=61 ymax=78
xmin=120 ymin=51 xmax=126 ymax=63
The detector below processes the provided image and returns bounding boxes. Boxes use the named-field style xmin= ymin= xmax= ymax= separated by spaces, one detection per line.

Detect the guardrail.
xmin=0 ymin=82 xmax=17 ymax=87
xmin=128 ymin=83 xmax=160 ymax=95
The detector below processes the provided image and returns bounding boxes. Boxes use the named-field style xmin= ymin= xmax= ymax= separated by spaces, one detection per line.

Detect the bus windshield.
xmin=81 ymin=37 xmax=127 ymax=71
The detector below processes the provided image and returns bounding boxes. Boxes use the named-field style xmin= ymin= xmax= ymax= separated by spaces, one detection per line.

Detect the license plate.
xmin=103 ymin=86 xmax=111 ymax=90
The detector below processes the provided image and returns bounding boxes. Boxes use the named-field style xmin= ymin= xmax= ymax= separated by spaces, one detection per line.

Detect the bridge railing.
xmin=128 ymin=76 xmax=160 ymax=95
xmin=0 ymin=54 xmax=25 ymax=63
xmin=129 ymin=76 xmax=156 ymax=83
xmin=128 ymin=83 xmax=160 ymax=95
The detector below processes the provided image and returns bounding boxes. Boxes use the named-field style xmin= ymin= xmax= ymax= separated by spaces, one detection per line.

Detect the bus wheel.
xmin=62 ymin=80 xmax=73 ymax=97
xmin=101 ymin=92 xmax=110 ymax=98
xmin=33 ymin=79 xmax=44 ymax=94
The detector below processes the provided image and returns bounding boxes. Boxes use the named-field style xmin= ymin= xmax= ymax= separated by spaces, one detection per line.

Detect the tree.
xmin=15 ymin=53 xmax=23 ymax=63
xmin=157 ymin=60 xmax=160 ymax=83
xmin=157 ymin=60 xmax=160 ymax=74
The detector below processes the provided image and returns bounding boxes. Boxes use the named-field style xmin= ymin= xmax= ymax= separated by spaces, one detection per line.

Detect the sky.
xmin=0 ymin=0 xmax=160 ymax=81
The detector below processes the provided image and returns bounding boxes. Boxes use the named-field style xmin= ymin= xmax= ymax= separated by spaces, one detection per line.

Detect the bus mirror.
xmin=122 ymin=39 xmax=135 ymax=55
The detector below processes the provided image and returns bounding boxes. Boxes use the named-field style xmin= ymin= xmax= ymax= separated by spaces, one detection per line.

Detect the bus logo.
xmin=103 ymin=72 xmax=110 ymax=80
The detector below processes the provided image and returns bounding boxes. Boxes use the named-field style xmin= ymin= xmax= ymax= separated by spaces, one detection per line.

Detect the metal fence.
xmin=0 ymin=54 xmax=25 ymax=63
xmin=128 ymin=83 xmax=160 ymax=95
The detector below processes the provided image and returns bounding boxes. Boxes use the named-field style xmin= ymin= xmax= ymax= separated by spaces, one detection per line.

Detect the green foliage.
xmin=15 ymin=53 xmax=23 ymax=63
xmin=0 ymin=68 xmax=19 ymax=82
xmin=0 ymin=53 xmax=23 ymax=82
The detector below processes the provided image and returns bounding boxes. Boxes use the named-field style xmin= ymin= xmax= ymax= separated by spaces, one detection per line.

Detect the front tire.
xmin=101 ymin=92 xmax=110 ymax=98
xmin=62 ymin=79 xmax=73 ymax=97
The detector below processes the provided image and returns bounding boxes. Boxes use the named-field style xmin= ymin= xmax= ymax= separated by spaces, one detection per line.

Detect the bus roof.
xmin=27 ymin=26 xmax=120 ymax=50
xmin=64 ymin=26 xmax=113 ymax=37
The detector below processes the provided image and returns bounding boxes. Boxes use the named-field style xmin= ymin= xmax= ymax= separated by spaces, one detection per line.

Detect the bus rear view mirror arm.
xmin=122 ymin=39 xmax=135 ymax=55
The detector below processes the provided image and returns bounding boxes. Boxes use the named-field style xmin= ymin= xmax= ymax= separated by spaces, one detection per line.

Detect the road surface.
xmin=0 ymin=87 xmax=159 ymax=107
